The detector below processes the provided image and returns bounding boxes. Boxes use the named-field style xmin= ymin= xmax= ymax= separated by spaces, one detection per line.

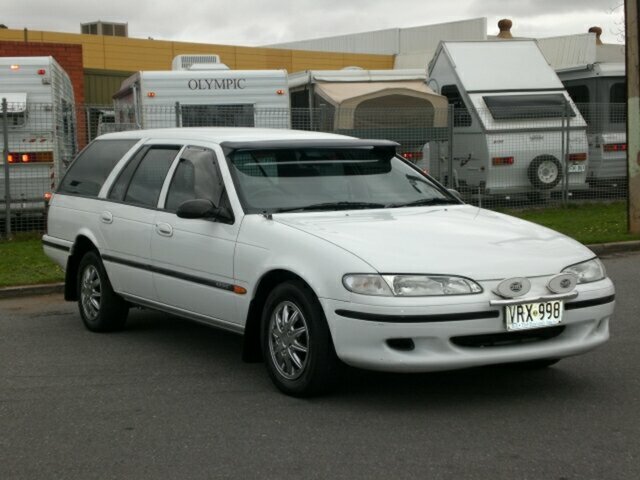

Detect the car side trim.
xmin=42 ymin=239 xmax=71 ymax=252
xmin=565 ymin=295 xmax=615 ymax=310
xmin=101 ymin=254 xmax=237 ymax=293
xmin=335 ymin=309 xmax=500 ymax=323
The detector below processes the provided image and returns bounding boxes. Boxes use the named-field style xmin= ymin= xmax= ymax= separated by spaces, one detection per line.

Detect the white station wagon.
xmin=43 ymin=128 xmax=616 ymax=396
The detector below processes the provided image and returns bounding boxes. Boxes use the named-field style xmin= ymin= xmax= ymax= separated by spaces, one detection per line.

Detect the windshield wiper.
xmin=385 ymin=198 xmax=459 ymax=208
xmin=274 ymin=201 xmax=386 ymax=213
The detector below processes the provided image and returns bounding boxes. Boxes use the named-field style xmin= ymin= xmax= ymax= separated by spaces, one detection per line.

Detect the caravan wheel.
xmin=528 ymin=156 xmax=562 ymax=190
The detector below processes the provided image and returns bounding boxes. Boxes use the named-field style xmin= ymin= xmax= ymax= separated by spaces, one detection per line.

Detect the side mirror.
xmin=176 ymin=199 xmax=234 ymax=223
xmin=176 ymin=199 xmax=215 ymax=219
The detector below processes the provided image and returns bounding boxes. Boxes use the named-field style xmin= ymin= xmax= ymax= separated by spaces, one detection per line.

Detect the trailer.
xmin=558 ymin=62 xmax=626 ymax=188
xmin=427 ymin=41 xmax=589 ymax=197
xmin=288 ymin=68 xmax=448 ymax=157
xmin=0 ymin=56 xmax=77 ymax=215
xmin=113 ymin=55 xmax=290 ymax=130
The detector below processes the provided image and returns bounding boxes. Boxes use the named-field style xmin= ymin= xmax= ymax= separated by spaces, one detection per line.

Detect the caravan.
xmin=0 ymin=56 xmax=76 ymax=214
xmin=557 ymin=63 xmax=626 ymax=187
xmin=113 ymin=55 xmax=290 ymax=131
xmin=427 ymin=41 xmax=590 ymax=197
xmin=288 ymin=68 xmax=448 ymax=158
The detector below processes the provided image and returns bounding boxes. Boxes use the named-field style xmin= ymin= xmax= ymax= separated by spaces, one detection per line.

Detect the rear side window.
xmin=58 ymin=139 xmax=138 ymax=197
xmin=124 ymin=147 xmax=181 ymax=208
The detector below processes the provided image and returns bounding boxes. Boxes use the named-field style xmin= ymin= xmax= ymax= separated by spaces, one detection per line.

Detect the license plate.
xmin=505 ymin=301 xmax=563 ymax=331
xmin=568 ymin=164 xmax=586 ymax=173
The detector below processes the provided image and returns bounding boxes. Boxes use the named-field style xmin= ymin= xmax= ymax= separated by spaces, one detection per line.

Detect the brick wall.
xmin=0 ymin=41 xmax=86 ymax=147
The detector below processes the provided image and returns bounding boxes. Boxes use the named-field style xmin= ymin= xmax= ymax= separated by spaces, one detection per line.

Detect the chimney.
xmin=588 ymin=26 xmax=603 ymax=45
xmin=497 ymin=19 xmax=513 ymax=39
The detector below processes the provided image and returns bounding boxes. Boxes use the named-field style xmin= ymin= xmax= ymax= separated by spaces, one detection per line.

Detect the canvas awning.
xmin=314 ymin=81 xmax=448 ymax=129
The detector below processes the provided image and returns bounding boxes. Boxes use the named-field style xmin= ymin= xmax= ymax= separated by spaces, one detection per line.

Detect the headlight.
xmin=342 ymin=274 xmax=482 ymax=296
xmin=562 ymin=258 xmax=606 ymax=284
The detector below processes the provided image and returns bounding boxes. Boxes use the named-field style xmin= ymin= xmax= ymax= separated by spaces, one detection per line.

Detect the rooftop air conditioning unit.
xmin=172 ymin=54 xmax=221 ymax=71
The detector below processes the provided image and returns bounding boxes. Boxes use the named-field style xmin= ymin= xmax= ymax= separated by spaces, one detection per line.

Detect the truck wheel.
xmin=261 ymin=280 xmax=340 ymax=397
xmin=77 ymin=251 xmax=129 ymax=332
xmin=528 ymin=156 xmax=562 ymax=190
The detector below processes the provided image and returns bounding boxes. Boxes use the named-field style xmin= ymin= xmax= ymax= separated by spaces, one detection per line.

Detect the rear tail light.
xmin=37 ymin=69 xmax=46 ymax=75
xmin=402 ymin=152 xmax=423 ymax=160
xmin=603 ymin=143 xmax=627 ymax=152
xmin=5 ymin=151 xmax=53 ymax=163
xmin=568 ymin=153 xmax=587 ymax=162
xmin=492 ymin=156 xmax=514 ymax=166
xmin=44 ymin=192 xmax=53 ymax=204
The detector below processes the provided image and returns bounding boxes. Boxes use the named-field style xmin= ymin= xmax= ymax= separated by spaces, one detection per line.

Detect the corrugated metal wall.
xmin=83 ymin=69 xmax=133 ymax=104
xmin=0 ymin=29 xmax=394 ymax=73
xmin=537 ymin=33 xmax=598 ymax=70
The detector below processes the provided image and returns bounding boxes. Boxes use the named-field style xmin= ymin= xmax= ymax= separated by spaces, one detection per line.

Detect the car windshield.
xmin=225 ymin=147 xmax=458 ymax=214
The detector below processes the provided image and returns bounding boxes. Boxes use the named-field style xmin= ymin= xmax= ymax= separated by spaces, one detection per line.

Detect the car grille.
xmin=451 ymin=326 xmax=565 ymax=348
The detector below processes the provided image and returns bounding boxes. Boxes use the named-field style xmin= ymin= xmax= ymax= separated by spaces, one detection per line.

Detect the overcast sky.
xmin=4 ymin=0 xmax=625 ymax=46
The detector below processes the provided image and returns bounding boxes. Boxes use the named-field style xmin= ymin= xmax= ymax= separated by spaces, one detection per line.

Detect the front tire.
xmin=261 ymin=281 xmax=340 ymax=397
xmin=77 ymin=251 xmax=129 ymax=332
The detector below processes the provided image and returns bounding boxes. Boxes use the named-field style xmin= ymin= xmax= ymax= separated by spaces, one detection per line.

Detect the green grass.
xmin=0 ymin=201 xmax=638 ymax=288
xmin=0 ymin=233 xmax=64 ymax=288
xmin=500 ymin=201 xmax=640 ymax=245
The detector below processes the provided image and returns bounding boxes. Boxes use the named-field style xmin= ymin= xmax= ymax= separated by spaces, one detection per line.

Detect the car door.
xmin=151 ymin=146 xmax=241 ymax=327
xmin=99 ymin=143 xmax=182 ymax=301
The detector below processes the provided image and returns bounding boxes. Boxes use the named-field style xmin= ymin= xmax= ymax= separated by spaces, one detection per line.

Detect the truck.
xmin=1 ymin=56 xmax=77 ymax=216
xmin=427 ymin=40 xmax=590 ymax=199
xmin=113 ymin=55 xmax=290 ymax=130
xmin=288 ymin=68 xmax=448 ymax=158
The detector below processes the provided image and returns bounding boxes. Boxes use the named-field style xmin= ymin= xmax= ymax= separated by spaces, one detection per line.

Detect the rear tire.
xmin=77 ymin=251 xmax=129 ymax=332
xmin=261 ymin=280 xmax=340 ymax=397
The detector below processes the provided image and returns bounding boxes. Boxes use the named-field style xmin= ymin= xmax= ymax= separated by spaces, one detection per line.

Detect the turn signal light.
xmin=44 ymin=192 xmax=53 ymax=202
xmin=568 ymin=153 xmax=587 ymax=162
xmin=21 ymin=154 xmax=30 ymax=163
xmin=276 ymin=89 xmax=285 ymax=95
xmin=7 ymin=154 xmax=15 ymax=163
xmin=492 ymin=156 xmax=514 ymax=166
xmin=147 ymin=92 xmax=156 ymax=98
xmin=233 ymin=285 xmax=247 ymax=295
xmin=402 ymin=152 xmax=423 ymax=160
xmin=603 ymin=143 xmax=627 ymax=152
xmin=10 ymin=64 xmax=19 ymax=70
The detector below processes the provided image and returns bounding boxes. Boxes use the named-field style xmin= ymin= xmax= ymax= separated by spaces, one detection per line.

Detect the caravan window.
xmin=609 ymin=82 xmax=626 ymax=124
xmin=441 ymin=85 xmax=471 ymax=127
xmin=181 ymin=104 xmax=255 ymax=127
xmin=483 ymin=94 xmax=576 ymax=120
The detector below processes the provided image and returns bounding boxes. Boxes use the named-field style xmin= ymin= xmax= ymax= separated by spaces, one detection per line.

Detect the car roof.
xmin=98 ymin=127 xmax=356 ymax=144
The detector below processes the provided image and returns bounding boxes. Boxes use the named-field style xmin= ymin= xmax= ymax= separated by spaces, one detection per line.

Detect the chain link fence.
xmin=1 ymin=100 xmax=628 ymax=236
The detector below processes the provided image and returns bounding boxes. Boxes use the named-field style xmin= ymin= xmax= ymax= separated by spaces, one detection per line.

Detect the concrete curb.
xmin=587 ymin=240 xmax=640 ymax=256
xmin=0 ymin=283 xmax=64 ymax=300
xmin=1 ymin=240 xmax=640 ymax=299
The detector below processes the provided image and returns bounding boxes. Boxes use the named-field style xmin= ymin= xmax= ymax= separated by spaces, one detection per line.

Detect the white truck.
xmin=113 ymin=55 xmax=290 ymax=130
xmin=1 ymin=56 xmax=76 ymax=215
xmin=427 ymin=41 xmax=590 ymax=198
xmin=288 ymin=68 xmax=448 ymax=158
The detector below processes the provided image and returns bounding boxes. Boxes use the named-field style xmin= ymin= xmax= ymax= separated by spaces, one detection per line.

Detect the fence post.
xmin=447 ymin=104 xmax=454 ymax=188
xmin=175 ymin=102 xmax=181 ymax=127
xmin=2 ymin=98 xmax=11 ymax=239
xmin=563 ymin=100 xmax=571 ymax=206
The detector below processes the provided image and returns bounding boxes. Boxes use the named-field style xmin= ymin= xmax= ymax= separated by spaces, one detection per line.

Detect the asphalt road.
xmin=1 ymin=254 xmax=639 ymax=480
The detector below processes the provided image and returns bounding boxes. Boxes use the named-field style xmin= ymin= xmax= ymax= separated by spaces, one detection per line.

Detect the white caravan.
xmin=113 ymin=55 xmax=290 ymax=130
xmin=557 ymin=63 xmax=626 ymax=187
xmin=427 ymin=41 xmax=589 ymax=197
xmin=0 ymin=56 xmax=76 ymax=214
xmin=288 ymin=68 xmax=448 ymax=157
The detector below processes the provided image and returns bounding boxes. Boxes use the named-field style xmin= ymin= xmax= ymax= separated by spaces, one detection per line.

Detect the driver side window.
xmin=165 ymin=147 xmax=224 ymax=212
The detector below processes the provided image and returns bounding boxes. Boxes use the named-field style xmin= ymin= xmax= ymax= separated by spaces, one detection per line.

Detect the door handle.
xmin=100 ymin=211 xmax=113 ymax=224
xmin=155 ymin=222 xmax=173 ymax=237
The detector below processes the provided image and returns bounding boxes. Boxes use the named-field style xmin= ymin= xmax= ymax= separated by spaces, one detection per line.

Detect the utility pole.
xmin=627 ymin=0 xmax=640 ymax=233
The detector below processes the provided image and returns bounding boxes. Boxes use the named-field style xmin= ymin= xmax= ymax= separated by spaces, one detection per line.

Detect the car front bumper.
xmin=320 ymin=278 xmax=615 ymax=372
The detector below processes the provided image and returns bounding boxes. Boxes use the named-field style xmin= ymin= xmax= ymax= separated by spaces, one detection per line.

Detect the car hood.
xmin=273 ymin=205 xmax=593 ymax=280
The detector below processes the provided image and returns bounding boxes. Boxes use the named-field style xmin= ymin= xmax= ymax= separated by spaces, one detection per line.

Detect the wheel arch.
xmin=242 ymin=269 xmax=320 ymax=363
xmin=64 ymin=233 xmax=100 ymax=301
